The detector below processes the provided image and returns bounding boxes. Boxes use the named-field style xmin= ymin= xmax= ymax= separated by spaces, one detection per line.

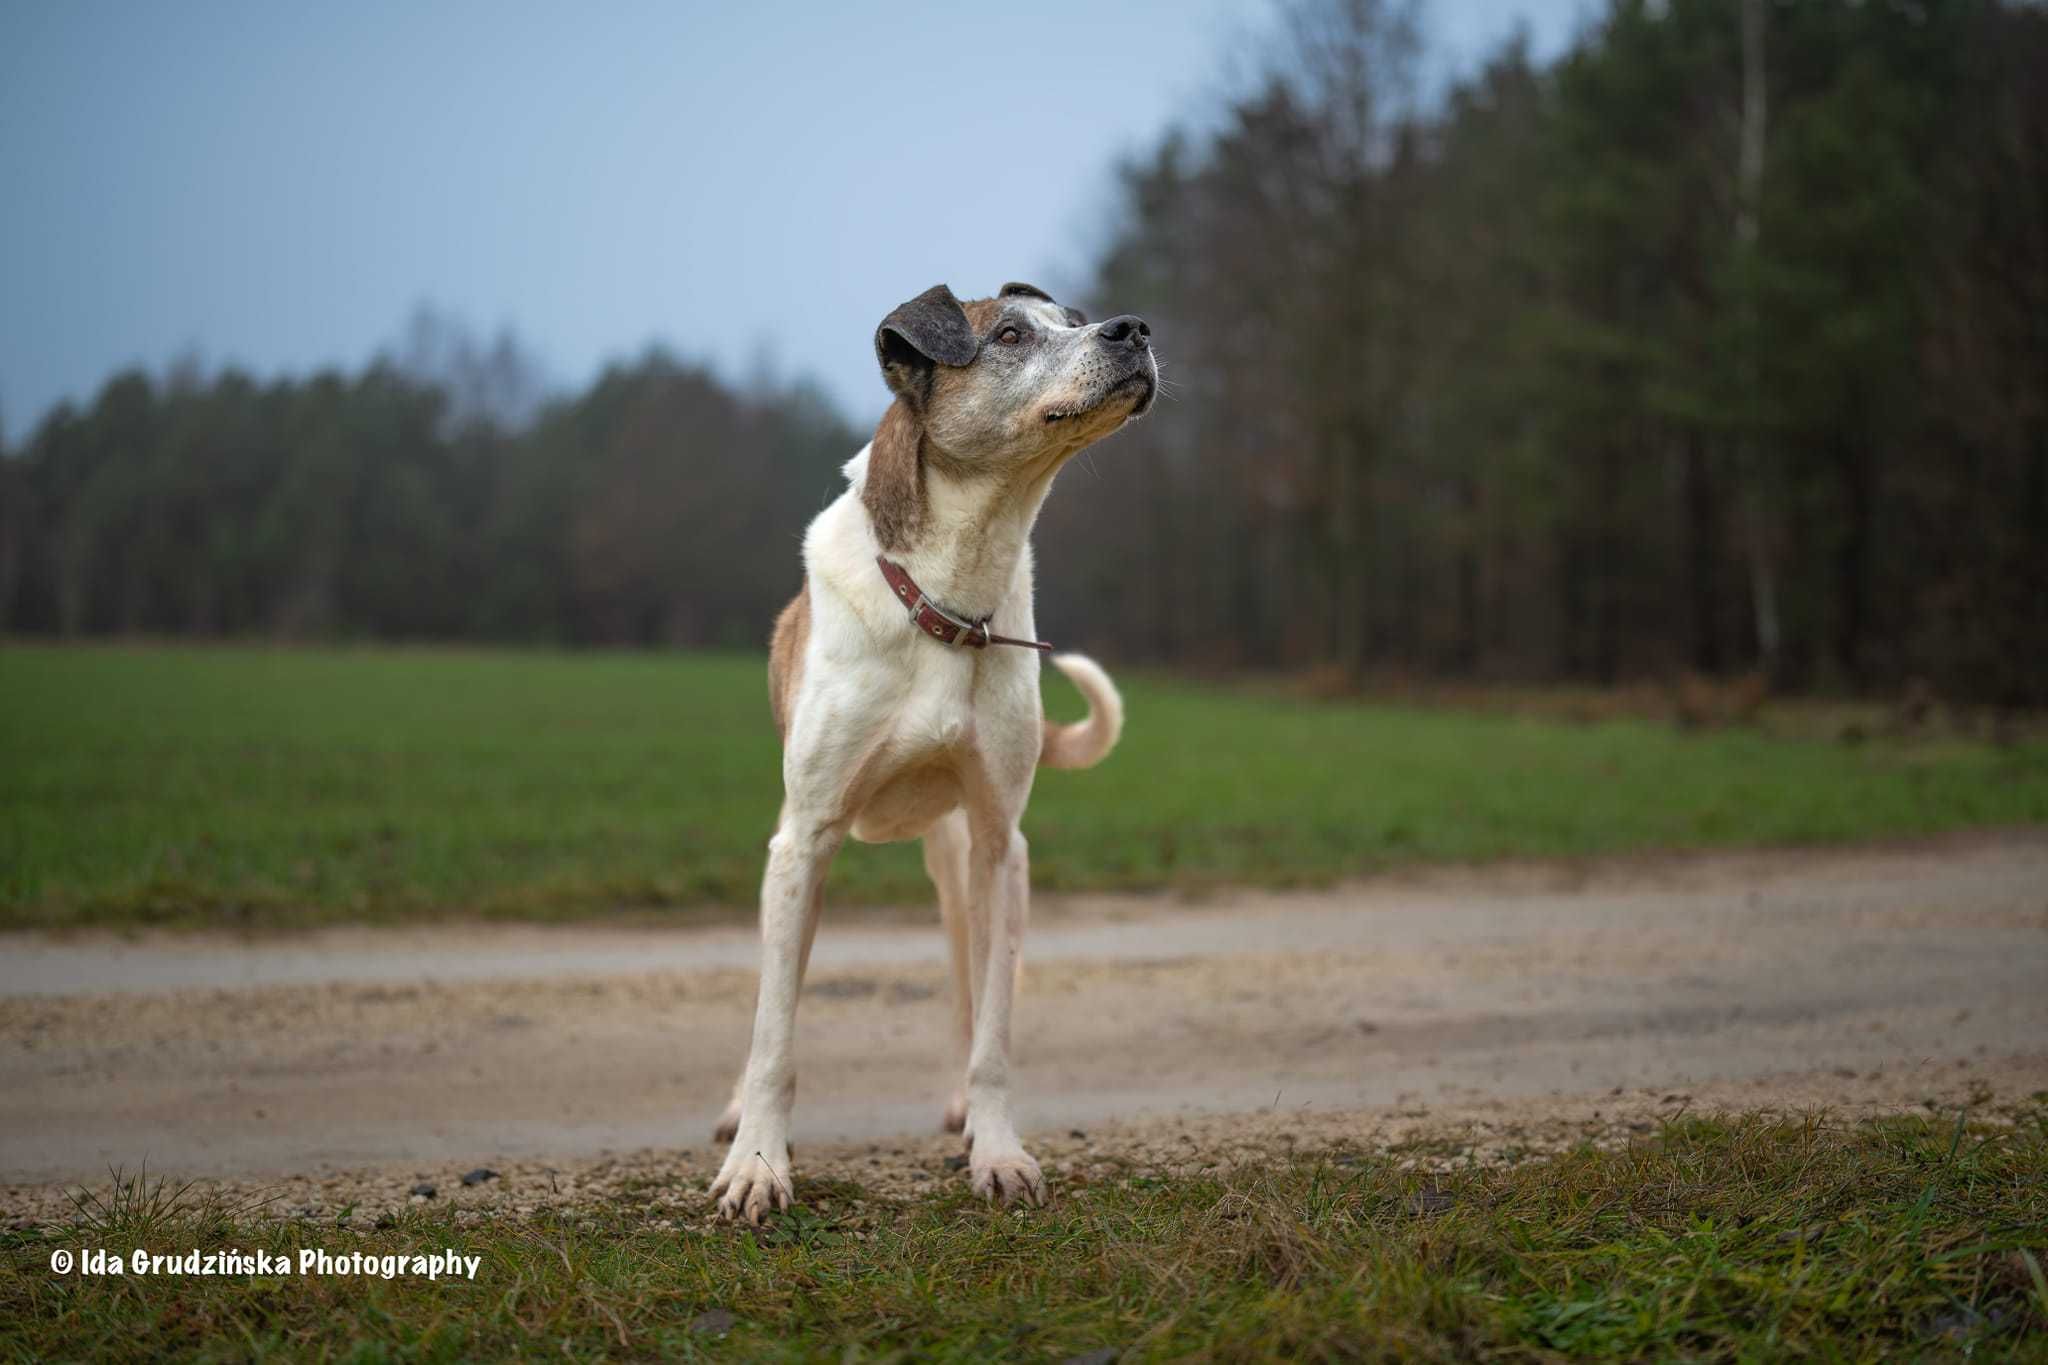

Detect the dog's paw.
xmin=711 ymin=1146 xmax=793 ymax=1224
xmin=941 ymin=1093 xmax=967 ymax=1135
xmin=712 ymin=1099 xmax=742 ymax=1144
xmin=969 ymin=1149 xmax=1046 ymax=1207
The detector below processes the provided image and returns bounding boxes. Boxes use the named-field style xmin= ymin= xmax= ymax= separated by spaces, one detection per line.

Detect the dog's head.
xmin=863 ymin=282 xmax=1156 ymax=548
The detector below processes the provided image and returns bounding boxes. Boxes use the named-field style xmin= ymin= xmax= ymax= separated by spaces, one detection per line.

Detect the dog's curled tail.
xmin=1040 ymin=653 xmax=1124 ymax=770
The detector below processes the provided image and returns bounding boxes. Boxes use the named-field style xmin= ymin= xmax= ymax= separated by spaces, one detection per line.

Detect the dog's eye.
xmin=997 ymin=326 xmax=1023 ymax=346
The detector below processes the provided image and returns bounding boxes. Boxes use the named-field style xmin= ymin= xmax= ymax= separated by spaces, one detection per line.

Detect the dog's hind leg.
xmin=922 ymin=808 xmax=974 ymax=1135
xmin=959 ymin=815 xmax=1044 ymax=1206
xmin=710 ymin=810 xmax=842 ymax=1223
xmin=712 ymin=1085 xmax=743 ymax=1145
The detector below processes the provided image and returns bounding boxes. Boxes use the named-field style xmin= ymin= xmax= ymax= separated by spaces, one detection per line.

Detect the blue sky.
xmin=0 ymin=0 xmax=1588 ymax=437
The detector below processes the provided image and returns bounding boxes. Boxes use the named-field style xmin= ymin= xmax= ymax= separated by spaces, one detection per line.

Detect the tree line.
xmin=1042 ymin=0 xmax=2046 ymax=705
xmin=0 ymin=313 xmax=851 ymax=648
xmin=3 ymin=0 xmax=2044 ymax=703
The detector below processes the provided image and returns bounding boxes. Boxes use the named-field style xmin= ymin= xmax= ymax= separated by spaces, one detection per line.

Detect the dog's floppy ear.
xmin=862 ymin=398 xmax=926 ymax=551
xmin=875 ymin=284 xmax=977 ymax=404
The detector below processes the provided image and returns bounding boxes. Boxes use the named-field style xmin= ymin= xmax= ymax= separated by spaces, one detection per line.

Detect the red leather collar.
xmin=876 ymin=555 xmax=1052 ymax=652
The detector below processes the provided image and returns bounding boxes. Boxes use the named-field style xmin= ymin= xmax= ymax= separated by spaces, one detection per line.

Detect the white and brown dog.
xmin=709 ymin=282 xmax=1156 ymax=1221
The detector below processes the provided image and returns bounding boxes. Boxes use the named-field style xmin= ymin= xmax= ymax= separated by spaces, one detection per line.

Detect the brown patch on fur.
xmin=960 ymin=297 xmax=1002 ymax=332
xmin=768 ymin=585 xmax=811 ymax=740
xmin=862 ymin=400 xmax=927 ymax=552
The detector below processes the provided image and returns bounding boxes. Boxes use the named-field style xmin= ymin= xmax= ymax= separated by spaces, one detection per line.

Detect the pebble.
xmin=690 ymin=1308 xmax=736 ymax=1336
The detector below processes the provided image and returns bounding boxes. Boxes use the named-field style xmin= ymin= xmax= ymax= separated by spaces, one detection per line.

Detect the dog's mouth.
xmin=1043 ymin=371 xmax=1157 ymax=425
xmin=1120 ymin=369 xmax=1157 ymax=417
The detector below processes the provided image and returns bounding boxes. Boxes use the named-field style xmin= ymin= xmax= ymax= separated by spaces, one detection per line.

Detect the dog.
xmin=709 ymin=281 xmax=1156 ymax=1222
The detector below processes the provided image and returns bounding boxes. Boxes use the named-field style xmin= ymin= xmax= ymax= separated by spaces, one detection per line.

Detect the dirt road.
xmin=3 ymin=834 xmax=2044 ymax=1206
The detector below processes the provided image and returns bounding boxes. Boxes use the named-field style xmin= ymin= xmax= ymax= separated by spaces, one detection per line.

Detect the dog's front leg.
xmin=711 ymin=812 xmax=841 ymax=1223
xmin=961 ymin=820 xmax=1045 ymax=1206
xmin=711 ymin=891 xmax=825 ymax=1145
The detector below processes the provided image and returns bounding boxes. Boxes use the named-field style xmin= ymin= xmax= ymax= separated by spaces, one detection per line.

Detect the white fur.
xmin=1042 ymin=654 xmax=1123 ymax=769
xmin=710 ymin=444 xmax=1123 ymax=1221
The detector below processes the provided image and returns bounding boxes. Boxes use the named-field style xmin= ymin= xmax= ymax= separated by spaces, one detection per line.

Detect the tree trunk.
xmin=1682 ymin=436 xmax=1722 ymax=672
xmin=1735 ymin=0 xmax=1782 ymax=677
xmin=1834 ymin=432 xmax=1870 ymax=687
xmin=1456 ymin=475 xmax=1480 ymax=672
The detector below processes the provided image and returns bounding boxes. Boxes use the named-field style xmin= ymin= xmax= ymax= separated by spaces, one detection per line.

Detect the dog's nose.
xmin=1098 ymin=315 xmax=1151 ymax=351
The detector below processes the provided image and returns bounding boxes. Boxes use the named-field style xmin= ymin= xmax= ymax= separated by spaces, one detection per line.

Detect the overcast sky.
xmin=0 ymin=0 xmax=1588 ymax=437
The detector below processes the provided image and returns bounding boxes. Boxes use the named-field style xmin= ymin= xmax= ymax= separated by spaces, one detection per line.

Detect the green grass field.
xmin=3 ymin=644 xmax=2045 ymax=929
xmin=7 ymin=1112 xmax=2046 ymax=1361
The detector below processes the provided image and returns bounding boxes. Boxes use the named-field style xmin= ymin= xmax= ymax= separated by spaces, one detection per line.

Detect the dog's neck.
xmin=879 ymin=446 xmax=1059 ymax=624
xmin=898 ymin=457 xmax=1058 ymax=621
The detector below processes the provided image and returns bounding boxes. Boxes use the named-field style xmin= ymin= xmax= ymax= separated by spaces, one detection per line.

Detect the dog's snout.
xmin=1098 ymin=315 xmax=1151 ymax=351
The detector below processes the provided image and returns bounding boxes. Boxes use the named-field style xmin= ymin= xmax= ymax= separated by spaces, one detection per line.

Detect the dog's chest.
xmin=865 ymin=646 xmax=1037 ymax=776
xmin=889 ymin=657 xmax=983 ymax=756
